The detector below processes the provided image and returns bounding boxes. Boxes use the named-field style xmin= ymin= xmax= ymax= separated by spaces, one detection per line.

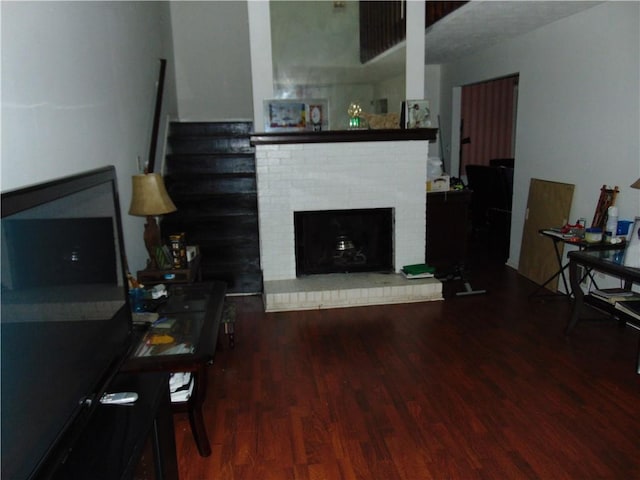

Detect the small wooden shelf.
xmin=137 ymin=252 xmax=201 ymax=286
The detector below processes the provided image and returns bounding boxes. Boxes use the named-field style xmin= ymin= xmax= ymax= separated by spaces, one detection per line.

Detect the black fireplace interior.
xmin=294 ymin=208 xmax=394 ymax=276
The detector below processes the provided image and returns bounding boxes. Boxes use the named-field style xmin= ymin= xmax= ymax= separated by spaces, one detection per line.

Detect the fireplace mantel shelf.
xmin=250 ymin=128 xmax=437 ymax=146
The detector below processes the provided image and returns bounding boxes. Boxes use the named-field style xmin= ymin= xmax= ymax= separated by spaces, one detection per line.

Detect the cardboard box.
xmin=426 ymin=175 xmax=450 ymax=192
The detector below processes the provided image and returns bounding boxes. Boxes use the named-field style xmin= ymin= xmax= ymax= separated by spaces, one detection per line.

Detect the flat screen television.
xmin=1 ymin=166 xmax=134 ymax=479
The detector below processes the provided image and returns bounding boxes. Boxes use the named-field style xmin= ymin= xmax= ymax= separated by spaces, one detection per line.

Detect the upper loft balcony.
xmin=360 ymin=1 xmax=467 ymax=63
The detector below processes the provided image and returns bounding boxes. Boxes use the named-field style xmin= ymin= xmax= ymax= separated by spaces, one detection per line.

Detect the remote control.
xmin=100 ymin=391 xmax=138 ymax=405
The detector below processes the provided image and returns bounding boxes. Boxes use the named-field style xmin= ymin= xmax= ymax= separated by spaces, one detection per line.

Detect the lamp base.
xmin=144 ymin=215 xmax=162 ymax=270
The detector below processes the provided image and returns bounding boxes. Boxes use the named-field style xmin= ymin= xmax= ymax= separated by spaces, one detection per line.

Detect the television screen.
xmin=1 ymin=166 xmax=134 ymax=479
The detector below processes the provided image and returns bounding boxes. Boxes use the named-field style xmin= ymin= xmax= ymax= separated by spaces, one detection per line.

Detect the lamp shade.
xmin=128 ymin=173 xmax=177 ymax=216
xmin=631 ymin=178 xmax=640 ymax=189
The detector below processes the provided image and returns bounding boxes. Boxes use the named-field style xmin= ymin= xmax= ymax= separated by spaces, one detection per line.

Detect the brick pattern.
xmin=263 ymin=273 xmax=442 ymax=312
xmin=256 ymin=140 xmax=429 ymax=281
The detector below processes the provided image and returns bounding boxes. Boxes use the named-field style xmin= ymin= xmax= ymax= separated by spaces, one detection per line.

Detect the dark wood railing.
xmin=147 ymin=58 xmax=167 ymax=174
xmin=426 ymin=1 xmax=467 ymax=28
xmin=359 ymin=1 xmax=467 ymax=64
xmin=359 ymin=1 xmax=406 ymax=63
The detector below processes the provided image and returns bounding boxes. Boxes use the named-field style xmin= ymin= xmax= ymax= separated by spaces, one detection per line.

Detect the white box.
xmin=427 ymin=175 xmax=450 ymax=192
xmin=186 ymin=245 xmax=199 ymax=262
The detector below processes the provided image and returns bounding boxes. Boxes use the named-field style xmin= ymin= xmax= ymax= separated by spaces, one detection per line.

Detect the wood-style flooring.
xmin=174 ymin=255 xmax=640 ymax=479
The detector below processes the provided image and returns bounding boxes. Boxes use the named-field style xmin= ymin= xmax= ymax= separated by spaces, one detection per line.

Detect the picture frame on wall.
xmin=263 ymin=99 xmax=329 ymax=132
xmin=404 ymin=99 xmax=431 ymax=129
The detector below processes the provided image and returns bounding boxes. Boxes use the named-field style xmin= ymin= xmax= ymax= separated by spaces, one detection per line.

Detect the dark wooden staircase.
xmin=162 ymin=121 xmax=262 ymax=294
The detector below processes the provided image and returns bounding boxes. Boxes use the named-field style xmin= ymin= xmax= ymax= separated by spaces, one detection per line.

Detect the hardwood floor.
xmin=174 ymin=259 xmax=640 ymax=479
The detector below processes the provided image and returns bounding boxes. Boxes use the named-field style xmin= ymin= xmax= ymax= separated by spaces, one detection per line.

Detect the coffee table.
xmin=122 ymin=281 xmax=226 ymax=456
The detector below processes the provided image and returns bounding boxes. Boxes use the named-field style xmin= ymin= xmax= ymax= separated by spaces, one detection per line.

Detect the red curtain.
xmin=460 ymin=75 xmax=517 ymax=174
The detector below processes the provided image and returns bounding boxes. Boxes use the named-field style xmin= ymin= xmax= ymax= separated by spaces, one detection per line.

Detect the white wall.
xmin=1 ymin=1 xmax=178 ymax=274
xmin=438 ymin=1 xmax=640 ymax=269
xmin=170 ymin=1 xmax=253 ymax=121
xmin=270 ymin=0 xmax=360 ymax=70
xmin=373 ymin=73 xmax=405 ymax=116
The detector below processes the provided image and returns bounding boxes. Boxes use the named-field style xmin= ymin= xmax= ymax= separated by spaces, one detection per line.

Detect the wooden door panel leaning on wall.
xmin=518 ymin=179 xmax=575 ymax=291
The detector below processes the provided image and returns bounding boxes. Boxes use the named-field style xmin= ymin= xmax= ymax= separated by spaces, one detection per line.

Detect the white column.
xmin=247 ymin=1 xmax=274 ymax=130
xmin=405 ymin=0 xmax=426 ymax=100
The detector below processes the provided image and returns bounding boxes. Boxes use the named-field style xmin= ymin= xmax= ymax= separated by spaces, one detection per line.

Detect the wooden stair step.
xmin=169 ymin=121 xmax=253 ymax=137
xmin=168 ymin=136 xmax=253 ymax=155
xmin=162 ymin=199 xmax=258 ymax=219
xmin=166 ymin=154 xmax=256 ymax=175
xmin=165 ymin=176 xmax=256 ymax=196
xmin=201 ymin=270 xmax=262 ymax=294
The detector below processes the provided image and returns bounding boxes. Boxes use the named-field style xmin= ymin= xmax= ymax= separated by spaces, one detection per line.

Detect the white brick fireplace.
xmin=252 ymin=131 xmax=443 ymax=311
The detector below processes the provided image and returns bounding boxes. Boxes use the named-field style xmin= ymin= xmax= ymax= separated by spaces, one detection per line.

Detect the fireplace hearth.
xmin=294 ymin=208 xmax=393 ymax=276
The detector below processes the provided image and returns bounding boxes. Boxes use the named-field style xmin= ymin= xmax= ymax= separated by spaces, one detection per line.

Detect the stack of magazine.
xmin=169 ymin=372 xmax=194 ymax=403
xmin=614 ymin=299 xmax=640 ymax=322
xmin=401 ymin=264 xmax=435 ymax=279
xmin=590 ymin=288 xmax=638 ymax=304
xmin=590 ymin=288 xmax=640 ymax=321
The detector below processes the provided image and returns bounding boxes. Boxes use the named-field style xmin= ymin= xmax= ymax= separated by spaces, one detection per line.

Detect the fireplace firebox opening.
xmin=294 ymin=208 xmax=394 ymax=276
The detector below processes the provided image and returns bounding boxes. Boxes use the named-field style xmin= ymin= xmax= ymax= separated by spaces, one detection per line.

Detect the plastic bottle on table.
xmin=605 ymin=206 xmax=618 ymax=243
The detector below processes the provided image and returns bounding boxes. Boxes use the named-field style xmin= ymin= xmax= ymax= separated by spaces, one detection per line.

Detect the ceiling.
xmin=423 ymin=0 xmax=603 ymax=64
xmin=363 ymin=0 xmax=602 ymax=80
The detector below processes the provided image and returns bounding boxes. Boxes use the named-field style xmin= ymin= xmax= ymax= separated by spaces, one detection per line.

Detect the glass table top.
xmin=571 ymin=248 xmax=640 ymax=278
xmin=133 ymin=311 xmax=202 ymax=357
xmin=131 ymin=283 xmax=217 ymax=358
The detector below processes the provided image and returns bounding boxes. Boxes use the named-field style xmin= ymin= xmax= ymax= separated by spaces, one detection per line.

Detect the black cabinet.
xmin=426 ymin=190 xmax=472 ymax=274
xmin=52 ymin=372 xmax=178 ymax=480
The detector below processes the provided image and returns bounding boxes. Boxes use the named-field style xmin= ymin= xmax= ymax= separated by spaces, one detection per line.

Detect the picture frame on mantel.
xmin=263 ymin=99 xmax=329 ymax=132
xmin=404 ymin=99 xmax=431 ymax=129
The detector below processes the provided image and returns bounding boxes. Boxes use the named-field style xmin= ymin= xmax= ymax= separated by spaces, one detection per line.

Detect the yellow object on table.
xmin=147 ymin=334 xmax=174 ymax=345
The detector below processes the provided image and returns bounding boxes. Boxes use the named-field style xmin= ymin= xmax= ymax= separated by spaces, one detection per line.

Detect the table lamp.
xmin=129 ymin=173 xmax=177 ymax=269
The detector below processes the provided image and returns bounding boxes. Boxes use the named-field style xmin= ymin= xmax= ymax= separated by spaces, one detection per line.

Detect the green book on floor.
xmin=402 ymin=264 xmax=436 ymax=278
